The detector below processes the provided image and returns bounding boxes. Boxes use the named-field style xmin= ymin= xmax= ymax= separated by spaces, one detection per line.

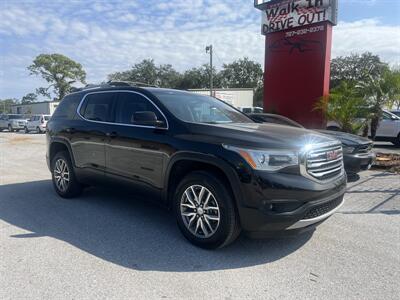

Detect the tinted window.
xmin=8 ymin=115 xmax=24 ymax=119
xmin=44 ymin=116 xmax=50 ymax=121
xmin=115 ymin=92 xmax=164 ymax=125
xmin=52 ymin=94 xmax=81 ymax=120
xmin=153 ymin=90 xmax=252 ymax=124
xmin=81 ymin=93 xmax=116 ymax=122
xmin=242 ymin=108 xmax=252 ymax=114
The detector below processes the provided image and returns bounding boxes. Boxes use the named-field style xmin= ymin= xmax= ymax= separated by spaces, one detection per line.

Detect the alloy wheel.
xmin=53 ymin=158 xmax=70 ymax=192
xmin=180 ymin=185 xmax=220 ymax=238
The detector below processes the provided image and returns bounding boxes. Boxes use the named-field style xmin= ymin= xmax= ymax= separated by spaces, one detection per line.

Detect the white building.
xmin=11 ymin=101 xmax=59 ymax=115
xmin=189 ymin=88 xmax=254 ymax=108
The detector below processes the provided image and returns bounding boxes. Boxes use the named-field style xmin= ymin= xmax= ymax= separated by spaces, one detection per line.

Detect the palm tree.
xmin=358 ymin=69 xmax=400 ymax=139
xmin=314 ymin=81 xmax=367 ymax=134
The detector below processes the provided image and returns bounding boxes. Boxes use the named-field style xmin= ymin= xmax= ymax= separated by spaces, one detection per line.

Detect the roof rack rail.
xmin=107 ymin=80 xmax=159 ymax=88
xmin=69 ymin=81 xmax=159 ymax=93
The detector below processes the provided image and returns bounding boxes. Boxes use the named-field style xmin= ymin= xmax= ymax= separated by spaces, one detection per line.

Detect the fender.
xmin=163 ymin=151 xmax=244 ymax=209
xmin=49 ymin=136 xmax=76 ymax=167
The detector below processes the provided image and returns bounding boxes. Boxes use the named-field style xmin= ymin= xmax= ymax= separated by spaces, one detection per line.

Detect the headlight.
xmin=342 ymin=145 xmax=355 ymax=154
xmin=223 ymin=145 xmax=299 ymax=171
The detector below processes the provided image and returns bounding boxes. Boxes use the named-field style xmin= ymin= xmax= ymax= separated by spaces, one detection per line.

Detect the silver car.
xmin=0 ymin=114 xmax=29 ymax=132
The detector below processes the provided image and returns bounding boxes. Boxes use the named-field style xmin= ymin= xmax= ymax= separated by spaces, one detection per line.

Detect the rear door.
xmin=105 ymin=91 xmax=169 ymax=191
xmin=71 ymin=92 xmax=117 ymax=175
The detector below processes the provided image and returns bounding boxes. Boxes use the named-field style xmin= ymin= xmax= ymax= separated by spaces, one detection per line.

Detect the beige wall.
xmin=189 ymin=89 xmax=254 ymax=108
xmin=11 ymin=101 xmax=58 ymax=115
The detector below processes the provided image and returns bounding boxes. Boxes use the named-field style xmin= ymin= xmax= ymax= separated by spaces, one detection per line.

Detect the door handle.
xmin=106 ymin=131 xmax=118 ymax=138
xmin=65 ymin=128 xmax=75 ymax=134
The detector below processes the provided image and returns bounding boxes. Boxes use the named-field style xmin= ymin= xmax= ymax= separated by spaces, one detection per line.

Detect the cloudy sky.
xmin=0 ymin=0 xmax=399 ymax=99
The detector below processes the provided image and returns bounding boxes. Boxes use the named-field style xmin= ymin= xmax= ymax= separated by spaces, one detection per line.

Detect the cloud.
xmin=333 ymin=19 xmax=400 ymax=65
xmin=0 ymin=0 xmax=399 ymax=99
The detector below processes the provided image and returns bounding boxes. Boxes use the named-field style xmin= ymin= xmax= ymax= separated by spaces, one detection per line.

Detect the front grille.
xmin=356 ymin=143 xmax=373 ymax=154
xmin=306 ymin=143 xmax=343 ymax=180
xmin=303 ymin=196 xmax=343 ymax=220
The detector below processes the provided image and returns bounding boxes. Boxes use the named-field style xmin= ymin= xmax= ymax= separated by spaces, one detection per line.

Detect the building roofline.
xmin=11 ymin=101 xmax=58 ymax=107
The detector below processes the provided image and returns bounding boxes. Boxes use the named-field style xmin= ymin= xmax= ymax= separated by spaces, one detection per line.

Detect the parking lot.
xmin=0 ymin=132 xmax=399 ymax=299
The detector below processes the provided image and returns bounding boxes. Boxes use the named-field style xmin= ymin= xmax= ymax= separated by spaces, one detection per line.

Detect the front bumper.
xmin=235 ymin=170 xmax=347 ymax=236
xmin=344 ymin=152 xmax=376 ymax=173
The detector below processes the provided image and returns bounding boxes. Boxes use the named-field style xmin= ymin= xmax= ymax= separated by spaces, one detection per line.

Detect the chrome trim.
xmin=286 ymin=198 xmax=344 ymax=230
xmin=76 ymin=90 xmax=169 ymax=130
xmin=299 ymin=141 xmax=344 ymax=183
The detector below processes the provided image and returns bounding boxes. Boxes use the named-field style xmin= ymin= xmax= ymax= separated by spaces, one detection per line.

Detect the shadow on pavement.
xmin=0 ymin=180 xmax=312 ymax=272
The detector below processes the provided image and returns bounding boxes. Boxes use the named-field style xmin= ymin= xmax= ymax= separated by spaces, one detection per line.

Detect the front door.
xmin=105 ymin=91 xmax=170 ymax=191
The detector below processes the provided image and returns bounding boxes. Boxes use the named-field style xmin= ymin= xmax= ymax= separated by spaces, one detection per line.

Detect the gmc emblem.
xmin=326 ymin=150 xmax=339 ymax=161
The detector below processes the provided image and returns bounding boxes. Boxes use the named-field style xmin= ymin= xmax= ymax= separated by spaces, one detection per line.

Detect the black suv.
xmin=47 ymin=83 xmax=347 ymax=249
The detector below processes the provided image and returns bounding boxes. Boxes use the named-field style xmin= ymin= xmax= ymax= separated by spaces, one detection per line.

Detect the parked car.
xmin=249 ymin=113 xmax=375 ymax=175
xmin=391 ymin=110 xmax=400 ymax=118
xmin=0 ymin=114 xmax=29 ymax=132
xmin=25 ymin=114 xmax=51 ymax=133
xmin=327 ymin=110 xmax=400 ymax=147
xmin=237 ymin=106 xmax=264 ymax=114
xmin=47 ymin=83 xmax=346 ymax=249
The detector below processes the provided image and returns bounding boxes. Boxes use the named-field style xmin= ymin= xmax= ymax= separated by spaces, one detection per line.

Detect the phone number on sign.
xmin=285 ymin=25 xmax=325 ymax=37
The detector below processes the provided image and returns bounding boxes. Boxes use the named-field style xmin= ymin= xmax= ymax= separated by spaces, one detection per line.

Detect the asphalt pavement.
xmin=0 ymin=132 xmax=399 ymax=300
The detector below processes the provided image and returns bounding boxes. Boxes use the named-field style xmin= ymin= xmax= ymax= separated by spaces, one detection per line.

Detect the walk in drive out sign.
xmin=255 ymin=0 xmax=338 ymax=34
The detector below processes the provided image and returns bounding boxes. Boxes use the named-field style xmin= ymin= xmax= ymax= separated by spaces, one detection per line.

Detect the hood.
xmin=315 ymin=130 xmax=372 ymax=146
xmin=186 ymin=122 xmax=338 ymax=150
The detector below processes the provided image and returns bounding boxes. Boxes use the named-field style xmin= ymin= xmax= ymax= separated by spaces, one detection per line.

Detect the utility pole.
xmin=206 ymin=45 xmax=213 ymax=97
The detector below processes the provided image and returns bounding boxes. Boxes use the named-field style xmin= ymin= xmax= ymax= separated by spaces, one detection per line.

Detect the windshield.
xmin=8 ymin=115 xmax=25 ymax=119
xmin=153 ymin=90 xmax=253 ymax=124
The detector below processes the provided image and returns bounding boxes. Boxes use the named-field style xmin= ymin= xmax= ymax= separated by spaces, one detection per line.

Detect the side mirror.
xmin=132 ymin=111 xmax=165 ymax=127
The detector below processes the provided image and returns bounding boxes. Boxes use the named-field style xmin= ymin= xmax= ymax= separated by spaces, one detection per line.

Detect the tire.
xmin=24 ymin=127 xmax=29 ymax=134
xmin=392 ymin=133 xmax=400 ymax=148
xmin=36 ymin=127 xmax=41 ymax=134
xmin=173 ymin=171 xmax=241 ymax=249
xmin=51 ymin=151 xmax=82 ymax=198
xmin=8 ymin=124 xmax=13 ymax=132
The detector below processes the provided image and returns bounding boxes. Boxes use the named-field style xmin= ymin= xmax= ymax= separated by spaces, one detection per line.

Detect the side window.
xmin=115 ymin=92 xmax=165 ymax=125
xmin=81 ymin=93 xmax=116 ymax=122
xmin=52 ymin=94 xmax=82 ymax=120
xmin=382 ymin=112 xmax=391 ymax=120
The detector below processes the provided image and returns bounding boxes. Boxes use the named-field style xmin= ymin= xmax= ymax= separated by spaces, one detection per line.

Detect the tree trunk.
xmin=370 ymin=116 xmax=380 ymax=140
xmin=362 ymin=124 xmax=369 ymax=137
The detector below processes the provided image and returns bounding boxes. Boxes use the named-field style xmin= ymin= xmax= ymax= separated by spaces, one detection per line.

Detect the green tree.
xmin=28 ymin=53 xmax=86 ymax=101
xmin=386 ymin=68 xmax=400 ymax=110
xmin=178 ymin=64 xmax=221 ymax=90
xmin=108 ymin=59 xmax=181 ymax=88
xmin=21 ymin=93 xmax=38 ymax=104
xmin=220 ymin=57 xmax=263 ymax=88
xmin=330 ymin=52 xmax=388 ymax=89
xmin=0 ymin=98 xmax=18 ymax=114
xmin=314 ymin=81 xmax=367 ymax=134
xmin=358 ymin=69 xmax=400 ymax=139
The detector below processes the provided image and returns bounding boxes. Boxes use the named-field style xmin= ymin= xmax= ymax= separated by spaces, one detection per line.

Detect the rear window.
xmin=80 ymin=93 xmax=116 ymax=122
xmin=44 ymin=116 xmax=50 ymax=121
xmin=52 ymin=94 xmax=82 ymax=120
